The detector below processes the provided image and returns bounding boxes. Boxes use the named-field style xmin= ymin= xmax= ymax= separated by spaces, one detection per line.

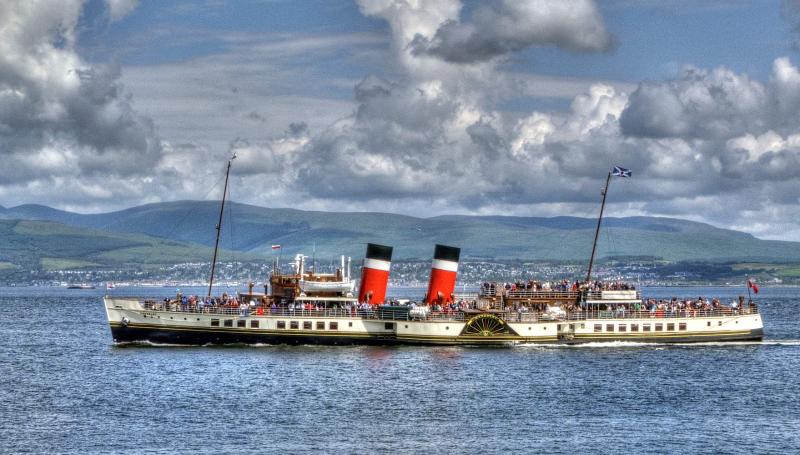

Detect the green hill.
xmin=0 ymin=219 xmax=245 ymax=272
xmin=2 ymin=201 xmax=800 ymax=263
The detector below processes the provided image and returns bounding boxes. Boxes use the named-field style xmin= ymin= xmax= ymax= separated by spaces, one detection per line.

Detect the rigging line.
xmin=225 ymin=182 xmax=235 ymax=261
xmin=94 ymin=174 xmax=222 ymax=233
xmin=158 ymin=172 xmax=227 ymax=244
xmin=603 ymin=221 xmax=617 ymax=275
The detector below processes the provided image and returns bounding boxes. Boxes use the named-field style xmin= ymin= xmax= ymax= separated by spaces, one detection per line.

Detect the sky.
xmin=4 ymin=0 xmax=800 ymax=240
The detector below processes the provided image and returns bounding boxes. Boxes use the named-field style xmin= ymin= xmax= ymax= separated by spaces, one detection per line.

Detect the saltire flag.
xmin=271 ymin=245 xmax=281 ymax=250
xmin=612 ymin=166 xmax=631 ymax=177
xmin=747 ymin=279 xmax=759 ymax=294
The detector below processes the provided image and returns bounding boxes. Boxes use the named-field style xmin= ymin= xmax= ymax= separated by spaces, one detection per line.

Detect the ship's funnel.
xmin=425 ymin=244 xmax=460 ymax=304
xmin=358 ymin=243 xmax=393 ymax=304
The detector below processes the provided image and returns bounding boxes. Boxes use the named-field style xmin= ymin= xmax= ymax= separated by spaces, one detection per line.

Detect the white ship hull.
xmin=104 ymin=297 xmax=764 ymax=346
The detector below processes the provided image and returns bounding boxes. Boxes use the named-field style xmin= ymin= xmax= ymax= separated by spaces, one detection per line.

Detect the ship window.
xmin=303 ymin=321 xmax=312 ymax=330
xmin=224 ymin=319 xmax=233 ymax=327
xmin=580 ymin=323 xmax=585 ymax=329
xmin=718 ymin=321 xmax=722 ymax=326
xmin=237 ymin=320 xmax=246 ymax=328
xmin=385 ymin=322 xmax=394 ymax=330
xmin=618 ymin=324 xmax=627 ymax=332
xmin=251 ymin=320 xmax=259 ymax=328
xmin=643 ymin=324 xmax=651 ymax=332
xmin=667 ymin=323 xmax=675 ymax=331
xmin=330 ymin=322 xmax=338 ymax=330
xmin=290 ymin=321 xmax=299 ymax=329
xmin=679 ymin=322 xmax=687 ymax=331
xmin=348 ymin=322 xmax=353 ymax=327
xmin=606 ymin=324 xmax=614 ymax=332
xmin=277 ymin=321 xmax=286 ymax=329
xmin=631 ymin=324 xmax=639 ymax=332
xmin=707 ymin=321 xmax=711 ymax=327
xmin=316 ymin=321 xmax=325 ymax=330
xmin=594 ymin=324 xmax=602 ymax=332
xmin=655 ymin=323 xmax=663 ymax=331
xmin=211 ymin=319 xmax=219 ymax=327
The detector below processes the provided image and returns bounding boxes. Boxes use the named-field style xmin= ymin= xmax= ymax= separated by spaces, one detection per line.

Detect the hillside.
xmin=0 ymin=219 xmax=245 ymax=272
xmin=2 ymin=201 xmax=800 ymax=263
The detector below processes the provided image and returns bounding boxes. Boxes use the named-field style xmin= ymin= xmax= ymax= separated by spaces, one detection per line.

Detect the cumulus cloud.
xmin=5 ymin=0 xmax=800 ymax=242
xmin=409 ymin=0 xmax=614 ymax=63
xmin=620 ymin=66 xmax=767 ymax=139
xmin=235 ymin=46 xmax=800 ymax=239
xmin=0 ymin=0 xmax=161 ymax=204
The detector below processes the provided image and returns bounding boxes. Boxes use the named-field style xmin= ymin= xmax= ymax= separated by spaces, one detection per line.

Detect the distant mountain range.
xmin=2 ymin=201 xmax=800 ymax=271
xmin=0 ymin=218 xmax=220 ymax=272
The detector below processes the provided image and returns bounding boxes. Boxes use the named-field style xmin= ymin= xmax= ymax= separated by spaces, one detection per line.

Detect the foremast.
xmin=586 ymin=171 xmax=611 ymax=283
xmin=207 ymin=153 xmax=237 ymax=298
xmin=586 ymin=166 xmax=630 ymax=284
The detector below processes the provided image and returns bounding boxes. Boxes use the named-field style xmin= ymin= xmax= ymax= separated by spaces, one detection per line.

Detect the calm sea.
xmin=0 ymin=285 xmax=798 ymax=454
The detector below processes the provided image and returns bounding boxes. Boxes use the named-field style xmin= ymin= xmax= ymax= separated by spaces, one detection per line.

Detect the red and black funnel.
xmin=424 ymin=244 xmax=460 ymax=304
xmin=358 ymin=243 xmax=393 ymax=304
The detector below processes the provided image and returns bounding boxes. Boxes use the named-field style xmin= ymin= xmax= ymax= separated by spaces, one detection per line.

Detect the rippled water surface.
xmin=0 ymin=286 xmax=798 ymax=454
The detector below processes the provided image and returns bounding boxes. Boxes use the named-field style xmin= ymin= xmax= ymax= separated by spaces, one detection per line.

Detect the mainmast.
xmin=207 ymin=153 xmax=236 ymax=298
xmin=585 ymin=171 xmax=612 ymax=283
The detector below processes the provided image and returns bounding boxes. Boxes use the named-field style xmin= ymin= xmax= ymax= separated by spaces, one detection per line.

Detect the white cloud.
xmin=4 ymin=0 xmax=800 ymax=243
xmin=105 ymin=0 xmax=139 ymax=22
xmin=0 ymin=0 xmax=160 ymax=188
xmin=407 ymin=0 xmax=613 ymax=63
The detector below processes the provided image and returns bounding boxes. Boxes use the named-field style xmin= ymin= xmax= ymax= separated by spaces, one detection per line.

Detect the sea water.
xmin=0 ymin=286 xmax=798 ymax=454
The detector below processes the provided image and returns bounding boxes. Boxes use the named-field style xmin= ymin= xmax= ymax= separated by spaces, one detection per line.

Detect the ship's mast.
xmin=207 ymin=153 xmax=236 ymax=298
xmin=586 ymin=171 xmax=612 ymax=283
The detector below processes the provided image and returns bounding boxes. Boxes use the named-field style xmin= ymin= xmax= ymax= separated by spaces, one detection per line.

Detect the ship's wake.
xmin=516 ymin=339 xmax=800 ymax=349
xmin=113 ymin=340 xmax=200 ymax=347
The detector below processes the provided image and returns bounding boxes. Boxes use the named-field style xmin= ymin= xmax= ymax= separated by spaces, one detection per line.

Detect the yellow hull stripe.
xmin=574 ymin=330 xmax=754 ymax=338
xmin=111 ymin=322 xmax=758 ymax=342
xmin=111 ymin=322 xmax=375 ymax=338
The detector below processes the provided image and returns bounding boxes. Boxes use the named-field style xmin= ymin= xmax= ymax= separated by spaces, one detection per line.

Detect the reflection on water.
xmin=0 ymin=286 xmax=798 ymax=453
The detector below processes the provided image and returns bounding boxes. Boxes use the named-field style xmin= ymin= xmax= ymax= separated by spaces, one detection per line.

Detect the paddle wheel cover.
xmin=461 ymin=313 xmax=518 ymax=337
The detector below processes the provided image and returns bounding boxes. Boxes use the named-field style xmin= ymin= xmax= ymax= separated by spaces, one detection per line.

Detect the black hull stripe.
xmin=110 ymin=325 xmax=763 ymax=346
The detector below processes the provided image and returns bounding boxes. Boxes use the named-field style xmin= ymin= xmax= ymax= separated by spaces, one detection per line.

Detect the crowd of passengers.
xmin=481 ymin=279 xmax=635 ymax=295
xmin=144 ymin=293 xmax=441 ymax=317
xmin=504 ymin=296 xmax=755 ymax=319
xmin=145 ymin=281 xmax=753 ymax=318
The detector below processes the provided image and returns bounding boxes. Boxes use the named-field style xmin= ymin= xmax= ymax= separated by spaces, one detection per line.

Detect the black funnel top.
xmin=365 ymin=243 xmax=393 ymax=261
xmin=433 ymin=244 xmax=460 ymax=262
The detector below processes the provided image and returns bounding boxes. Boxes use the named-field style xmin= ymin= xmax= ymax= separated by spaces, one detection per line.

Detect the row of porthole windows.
xmin=208 ymin=319 xmax=387 ymax=331
xmin=594 ymin=322 xmax=688 ymax=332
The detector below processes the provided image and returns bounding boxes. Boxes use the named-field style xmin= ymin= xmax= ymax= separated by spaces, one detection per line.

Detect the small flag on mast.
xmin=271 ymin=245 xmax=281 ymax=250
xmin=612 ymin=166 xmax=631 ymax=177
xmin=747 ymin=279 xmax=759 ymax=294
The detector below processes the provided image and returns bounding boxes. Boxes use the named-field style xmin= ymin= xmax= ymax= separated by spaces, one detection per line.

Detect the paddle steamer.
xmin=103 ymin=161 xmax=764 ymax=345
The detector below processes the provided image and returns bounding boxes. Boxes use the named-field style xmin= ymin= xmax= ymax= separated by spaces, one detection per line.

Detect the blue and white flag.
xmin=612 ymin=166 xmax=631 ymax=177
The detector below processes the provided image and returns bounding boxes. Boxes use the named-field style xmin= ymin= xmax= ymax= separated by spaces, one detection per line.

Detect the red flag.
xmin=747 ymin=279 xmax=759 ymax=294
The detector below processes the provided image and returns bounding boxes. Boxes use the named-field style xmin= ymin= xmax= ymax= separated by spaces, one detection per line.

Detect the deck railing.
xmin=479 ymin=289 xmax=641 ymax=300
xmin=134 ymin=300 xmax=757 ymax=323
xmin=500 ymin=307 xmax=758 ymax=322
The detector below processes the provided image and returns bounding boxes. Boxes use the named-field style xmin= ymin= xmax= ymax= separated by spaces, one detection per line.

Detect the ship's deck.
xmin=125 ymin=299 xmax=758 ymax=323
